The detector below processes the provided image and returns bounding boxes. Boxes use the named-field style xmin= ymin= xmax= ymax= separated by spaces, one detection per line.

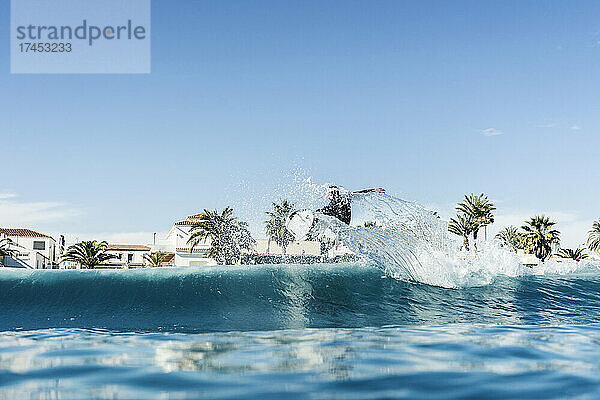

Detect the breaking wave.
xmin=1 ymin=186 xmax=599 ymax=333
xmin=312 ymin=191 xmax=600 ymax=288
xmin=2 ymin=263 xmax=600 ymax=333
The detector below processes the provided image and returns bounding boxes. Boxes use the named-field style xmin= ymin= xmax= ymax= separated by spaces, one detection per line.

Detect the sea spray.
xmin=310 ymin=190 xmax=600 ymax=288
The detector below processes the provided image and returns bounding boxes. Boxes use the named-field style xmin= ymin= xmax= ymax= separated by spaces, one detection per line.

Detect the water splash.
xmin=229 ymin=173 xmax=599 ymax=289
xmin=306 ymin=190 xmax=600 ymax=288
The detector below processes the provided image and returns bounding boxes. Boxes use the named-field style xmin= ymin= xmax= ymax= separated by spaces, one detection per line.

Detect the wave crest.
xmin=315 ymin=192 xmax=600 ymax=288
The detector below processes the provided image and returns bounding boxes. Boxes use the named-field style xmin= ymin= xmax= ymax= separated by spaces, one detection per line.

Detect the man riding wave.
xmin=317 ymin=185 xmax=385 ymax=225
xmin=286 ymin=185 xmax=385 ymax=241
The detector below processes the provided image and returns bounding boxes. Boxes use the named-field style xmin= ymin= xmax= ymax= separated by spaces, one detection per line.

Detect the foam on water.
xmin=309 ymin=190 xmax=600 ymax=288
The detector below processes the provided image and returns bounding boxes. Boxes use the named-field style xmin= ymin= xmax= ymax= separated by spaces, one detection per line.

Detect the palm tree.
xmin=448 ymin=213 xmax=477 ymax=251
xmin=587 ymin=220 xmax=600 ymax=255
xmin=188 ymin=207 xmax=255 ymax=265
xmin=456 ymin=193 xmax=496 ymax=240
xmin=521 ymin=215 xmax=560 ymax=262
xmin=0 ymin=238 xmax=18 ymax=267
xmin=556 ymin=248 xmax=588 ymax=261
xmin=144 ymin=252 xmax=166 ymax=267
xmin=61 ymin=240 xmax=116 ymax=269
xmin=495 ymin=226 xmax=524 ymax=252
xmin=265 ymin=199 xmax=295 ymax=256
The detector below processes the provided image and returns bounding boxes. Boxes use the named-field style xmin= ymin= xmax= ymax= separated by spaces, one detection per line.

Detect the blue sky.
xmin=1 ymin=0 xmax=600 ymax=247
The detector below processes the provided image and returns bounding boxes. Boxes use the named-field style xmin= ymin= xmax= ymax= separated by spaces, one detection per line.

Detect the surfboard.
xmin=286 ymin=210 xmax=315 ymax=241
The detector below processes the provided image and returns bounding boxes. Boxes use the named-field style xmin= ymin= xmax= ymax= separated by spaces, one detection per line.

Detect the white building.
xmin=0 ymin=228 xmax=57 ymax=269
xmin=153 ymin=213 xmax=326 ymax=266
xmin=154 ymin=213 xmax=217 ymax=266
xmin=101 ymin=244 xmax=152 ymax=268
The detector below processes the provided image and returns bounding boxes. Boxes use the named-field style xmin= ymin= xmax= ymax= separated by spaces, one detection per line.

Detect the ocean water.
xmin=2 ymin=193 xmax=599 ymax=399
xmin=2 ymin=264 xmax=600 ymax=399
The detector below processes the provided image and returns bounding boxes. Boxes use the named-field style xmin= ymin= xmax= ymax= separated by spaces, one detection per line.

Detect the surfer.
xmin=286 ymin=185 xmax=385 ymax=241
xmin=317 ymin=185 xmax=385 ymax=225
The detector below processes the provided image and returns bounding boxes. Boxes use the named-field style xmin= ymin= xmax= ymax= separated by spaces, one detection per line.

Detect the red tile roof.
xmin=175 ymin=213 xmax=206 ymax=225
xmin=0 ymin=228 xmax=53 ymax=239
xmin=107 ymin=244 xmax=151 ymax=251
xmin=174 ymin=220 xmax=195 ymax=226
xmin=187 ymin=213 xmax=205 ymax=219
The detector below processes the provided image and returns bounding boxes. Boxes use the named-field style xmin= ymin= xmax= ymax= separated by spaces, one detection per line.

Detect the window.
xmin=118 ymin=253 xmax=123 ymax=260
xmin=128 ymin=254 xmax=134 ymax=262
xmin=33 ymin=241 xmax=45 ymax=250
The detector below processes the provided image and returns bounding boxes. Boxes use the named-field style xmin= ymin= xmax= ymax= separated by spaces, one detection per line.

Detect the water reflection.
xmin=3 ymin=326 xmax=600 ymax=399
xmin=153 ymin=330 xmax=356 ymax=380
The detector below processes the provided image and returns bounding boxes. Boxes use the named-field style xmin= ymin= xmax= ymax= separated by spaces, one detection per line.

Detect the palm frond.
xmin=521 ymin=215 xmax=561 ymax=262
xmin=187 ymin=207 xmax=255 ymax=265
xmin=455 ymin=193 xmax=496 ymax=240
xmin=144 ymin=252 xmax=166 ymax=267
xmin=264 ymin=199 xmax=296 ymax=255
xmin=587 ymin=220 xmax=600 ymax=253
xmin=495 ymin=226 xmax=524 ymax=252
xmin=61 ymin=240 xmax=115 ymax=269
xmin=556 ymin=247 xmax=588 ymax=261
xmin=448 ymin=213 xmax=477 ymax=250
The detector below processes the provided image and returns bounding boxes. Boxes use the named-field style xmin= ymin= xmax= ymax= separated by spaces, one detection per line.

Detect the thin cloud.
xmin=0 ymin=193 xmax=17 ymax=199
xmin=570 ymin=125 xmax=581 ymax=131
xmin=480 ymin=128 xmax=504 ymax=137
xmin=0 ymin=196 xmax=82 ymax=226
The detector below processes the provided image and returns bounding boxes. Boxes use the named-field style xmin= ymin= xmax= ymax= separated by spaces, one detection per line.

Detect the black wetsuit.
xmin=318 ymin=192 xmax=351 ymax=225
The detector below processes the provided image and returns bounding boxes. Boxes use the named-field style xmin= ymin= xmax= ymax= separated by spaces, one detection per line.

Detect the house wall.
xmin=164 ymin=225 xmax=211 ymax=249
xmin=174 ymin=250 xmax=217 ymax=267
xmin=154 ymin=224 xmax=215 ymax=266
xmin=3 ymin=251 xmax=46 ymax=269
xmin=1 ymin=235 xmax=56 ymax=269
xmin=103 ymin=249 xmax=150 ymax=267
